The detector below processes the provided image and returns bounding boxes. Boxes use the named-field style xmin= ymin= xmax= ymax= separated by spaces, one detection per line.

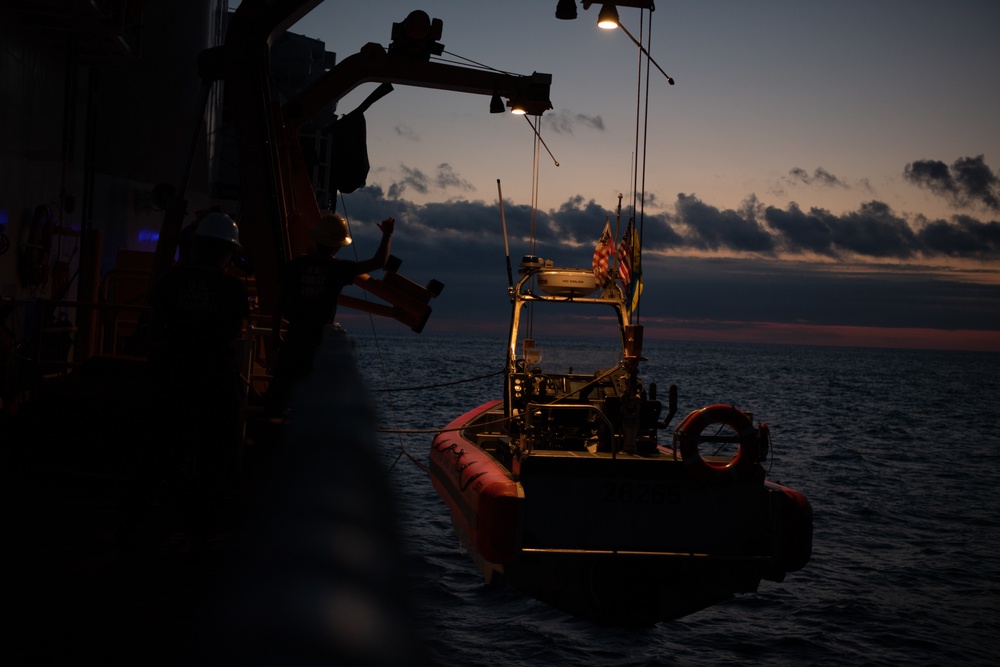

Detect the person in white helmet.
xmin=265 ymin=212 xmax=394 ymax=417
xmin=150 ymin=212 xmax=248 ymax=352
xmin=148 ymin=211 xmax=250 ymax=548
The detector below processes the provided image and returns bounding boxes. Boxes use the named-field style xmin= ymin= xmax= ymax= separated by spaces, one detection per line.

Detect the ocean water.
xmin=350 ymin=331 xmax=1000 ymax=667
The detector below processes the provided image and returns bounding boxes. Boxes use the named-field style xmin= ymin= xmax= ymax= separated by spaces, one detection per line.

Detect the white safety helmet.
xmin=195 ymin=212 xmax=241 ymax=247
xmin=309 ymin=213 xmax=352 ymax=248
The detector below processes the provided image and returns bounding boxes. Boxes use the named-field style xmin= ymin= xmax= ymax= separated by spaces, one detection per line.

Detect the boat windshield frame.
xmin=507 ymin=266 xmax=628 ymax=376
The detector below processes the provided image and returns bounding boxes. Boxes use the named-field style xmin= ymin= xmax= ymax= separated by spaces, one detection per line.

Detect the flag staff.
xmin=611 ymin=193 xmax=623 ymax=277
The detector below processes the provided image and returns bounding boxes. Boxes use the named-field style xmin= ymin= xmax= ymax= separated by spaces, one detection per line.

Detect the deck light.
xmin=490 ymin=90 xmax=506 ymax=113
xmin=597 ymin=4 xmax=620 ymax=29
xmin=556 ymin=0 xmax=578 ymax=20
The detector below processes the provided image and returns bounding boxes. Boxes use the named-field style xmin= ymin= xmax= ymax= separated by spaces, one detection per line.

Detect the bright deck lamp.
xmin=597 ymin=4 xmax=620 ymax=29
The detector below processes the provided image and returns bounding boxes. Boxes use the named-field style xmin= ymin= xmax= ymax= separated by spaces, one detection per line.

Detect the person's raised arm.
xmin=354 ymin=217 xmax=394 ymax=275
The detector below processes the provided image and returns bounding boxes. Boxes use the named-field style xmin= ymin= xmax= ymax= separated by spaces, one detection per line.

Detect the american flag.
xmin=618 ymin=220 xmax=642 ymax=317
xmin=592 ymin=220 xmax=613 ymax=285
xmin=617 ymin=220 xmax=634 ymax=286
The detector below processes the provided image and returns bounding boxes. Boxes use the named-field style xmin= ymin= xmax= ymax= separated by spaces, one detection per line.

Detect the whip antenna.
xmin=497 ymin=179 xmax=514 ymax=290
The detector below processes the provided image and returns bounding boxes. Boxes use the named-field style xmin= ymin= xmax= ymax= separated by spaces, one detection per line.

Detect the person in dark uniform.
xmin=265 ymin=212 xmax=394 ymax=416
xmin=148 ymin=212 xmax=249 ymax=548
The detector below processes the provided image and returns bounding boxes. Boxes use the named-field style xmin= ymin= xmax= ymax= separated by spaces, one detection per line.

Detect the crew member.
xmin=266 ymin=213 xmax=394 ymax=416
xmin=148 ymin=212 xmax=249 ymax=548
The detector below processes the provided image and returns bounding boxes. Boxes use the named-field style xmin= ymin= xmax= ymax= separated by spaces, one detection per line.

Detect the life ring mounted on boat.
xmin=673 ymin=404 xmax=761 ymax=481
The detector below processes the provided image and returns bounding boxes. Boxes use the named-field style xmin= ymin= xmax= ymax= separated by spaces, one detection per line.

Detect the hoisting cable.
xmin=529 ymin=114 xmax=541 ymax=256
xmin=635 ymin=9 xmax=655 ymax=324
xmin=626 ymin=7 xmax=659 ymax=325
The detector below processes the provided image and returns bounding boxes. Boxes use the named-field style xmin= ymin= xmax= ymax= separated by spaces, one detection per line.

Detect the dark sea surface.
xmin=349 ymin=330 xmax=1000 ymax=667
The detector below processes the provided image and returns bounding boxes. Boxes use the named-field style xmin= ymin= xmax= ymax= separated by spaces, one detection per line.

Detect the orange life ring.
xmin=673 ymin=404 xmax=758 ymax=481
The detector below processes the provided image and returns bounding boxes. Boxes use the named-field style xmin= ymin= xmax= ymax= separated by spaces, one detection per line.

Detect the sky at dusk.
xmin=272 ymin=1 xmax=1000 ymax=351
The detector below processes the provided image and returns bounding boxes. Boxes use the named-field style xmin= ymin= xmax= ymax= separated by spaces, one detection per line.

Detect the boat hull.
xmin=429 ymin=400 xmax=522 ymax=571
xmin=429 ymin=400 xmax=813 ymax=625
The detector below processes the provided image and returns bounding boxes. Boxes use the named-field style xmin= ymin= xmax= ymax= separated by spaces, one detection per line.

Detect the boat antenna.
xmin=497 ymin=178 xmax=514 ymax=290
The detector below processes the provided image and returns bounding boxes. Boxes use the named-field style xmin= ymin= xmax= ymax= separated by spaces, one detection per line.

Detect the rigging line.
xmin=382 ymin=413 xmax=517 ymax=435
xmin=536 ymin=116 xmax=544 ymax=235
xmin=400 ymin=447 xmax=430 ymax=474
xmin=371 ymin=368 xmax=504 ymax=393
xmin=630 ymin=11 xmax=645 ymax=219
xmin=438 ymin=50 xmax=518 ymax=76
xmin=635 ymin=10 xmax=656 ymax=323
xmin=627 ymin=152 xmax=635 ymax=225
xmin=371 ymin=321 xmax=413 ymax=475
xmin=381 ymin=364 xmax=626 ymax=434
xmin=529 ymin=116 xmax=542 ymax=254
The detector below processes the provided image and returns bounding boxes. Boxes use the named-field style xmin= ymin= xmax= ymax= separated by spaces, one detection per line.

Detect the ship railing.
xmin=243 ymin=313 xmax=277 ymax=404
xmin=2 ymin=295 xmax=276 ymax=412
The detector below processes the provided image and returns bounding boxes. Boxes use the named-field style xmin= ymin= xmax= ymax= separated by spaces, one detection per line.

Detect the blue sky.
xmin=275 ymin=1 xmax=1000 ymax=350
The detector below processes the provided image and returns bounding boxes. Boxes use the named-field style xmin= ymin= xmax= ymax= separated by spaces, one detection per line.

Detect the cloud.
xmin=354 ymin=181 xmax=1000 ymax=265
xmin=385 ymin=163 xmax=475 ymax=198
xmin=386 ymin=165 xmax=429 ymax=198
xmin=393 ymin=124 xmax=418 ymax=141
xmin=434 ymin=163 xmax=475 ymax=192
xmin=904 ymin=154 xmax=1000 ymax=211
xmin=788 ymin=166 xmax=849 ymax=188
xmin=659 ymin=195 xmax=998 ymax=262
xmin=542 ymin=109 xmax=606 ymax=134
xmin=915 ymin=214 xmax=1000 ymax=260
xmin=765 ymin=200 xmax=921 ymax=259
xmin=334 ymin=183 xmax=1000 ymax=341
xmin=672 ymin=193 xmax=775 ymax=254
